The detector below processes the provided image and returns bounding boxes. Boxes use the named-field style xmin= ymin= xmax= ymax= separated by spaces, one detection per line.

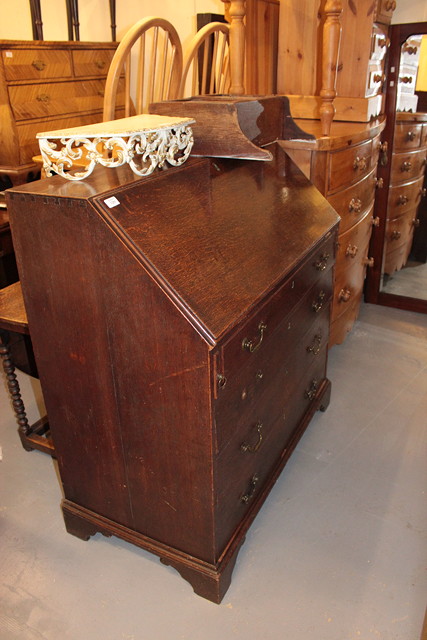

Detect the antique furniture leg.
xmin=0 ymin=282 xmax=54 ymax=456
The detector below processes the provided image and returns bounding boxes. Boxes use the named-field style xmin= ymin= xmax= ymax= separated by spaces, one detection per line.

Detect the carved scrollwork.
xmin=38 ymin=124 xmax=194 ymax=181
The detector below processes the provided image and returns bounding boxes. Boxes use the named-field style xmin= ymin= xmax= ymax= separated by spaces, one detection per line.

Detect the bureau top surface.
xmin=7 ymin=144 xmax=339 ymax=343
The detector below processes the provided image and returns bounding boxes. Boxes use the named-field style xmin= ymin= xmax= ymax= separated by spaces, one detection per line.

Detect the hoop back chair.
xmin=103 ymin=17 xmax=183 ymax=121
xmin=179 ymin=22 xmax=230 ymax=98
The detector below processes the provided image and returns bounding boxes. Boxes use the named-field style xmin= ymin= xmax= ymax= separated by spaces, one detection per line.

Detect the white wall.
xmin=392 ymin=0 xmax=427 ymax=24
xmin=0 ymin=0 xmax=225 ymax=46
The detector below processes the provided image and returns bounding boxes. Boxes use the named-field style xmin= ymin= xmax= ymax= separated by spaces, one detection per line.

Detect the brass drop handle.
xmin=372 ymin=216 xmax=380 ymax=227
xmin=32 ymin=59 xmax=46 ymax=71
xmin=391 ymin=230 xmax=401 ymax=240
xmin=397 ymin=194 xmax=409 ymax=205
xmin=379 ymin=142 xmax=388 ymax=167
xmin=217 ymin=373 xmax=227 ymax=389
xmin=400 ymin=76 xmax=413 ymax=84
xmin=241 ymin=474 xmax=259 ymax=503
xmin=242 ymin=321 xmax=267 ymax=353
xmin=314 ymin=252 xmax=330 ymax=271
xmin=349 ymin=197 xmax=362 ymax=213
xmin=345 ymin=244 xmax=358 ymax=258
xmin=36 ymin=93 xmax=50 ymax=102
xmin=338 ymin=288 xmax=351 ymax=303
xmin=240 ymin=422 xmax=263 ymax=453
xmin=95 ymin=60 xmax=106 ymax=69
xmin=304 ymin=379 xmax=318 ymax=401
xmin=401 ymin=161 xmax=412 ymax=172
xmin=413 ymin=219 xmax=420 ymax=228
xmin=353 ymin=156 xmax=368 ymax=171
xmin=385 ymin=0 xmax=396 ymax=10
xmin=375 ymin=177 xmax=384 ymax=188
xmin=306 ymin=334 xmax=322 ymax=356
xmin=312 ymin=290 xmax=326 ymax=313
xmin=364 ymin=257 xmax=374 ymax=267
xmin=407 ymin=131 xmax=417 ymax=141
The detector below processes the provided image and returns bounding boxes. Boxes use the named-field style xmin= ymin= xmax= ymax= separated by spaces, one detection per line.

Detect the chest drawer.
xmin=9 ymin=79 xmax=109 ymax=121
xmin=394 ymin=123 xmax=423 ymax=151
xmin=335 ymin=206 xmax=374 ymax=275
xmin=215 ymin=292 xmax=331 ymax=452
xmin=387 ymin=175 xmax=424 ymax=217
xmin=218 ymin=233 xmax=335 ymax=382
xmin=214 ymin=346 xmax=328 ymax=555
xmin=2 ymin=48 xmax=72 ymax=81
xmin=72 ymin=49 xmax=115 ymax=77
xmin=385 ymin=209 xmax=418 ymax=250
xmin=327 ymin=137 xmax=380 ymax=194
xmin=327 ymin=167 xmax=377 ymax=234
xmin=390 ymin=148 xmax=427 ymax=184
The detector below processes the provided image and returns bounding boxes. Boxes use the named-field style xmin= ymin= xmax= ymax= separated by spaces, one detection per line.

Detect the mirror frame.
xmin=365 ymin=22 xmax=427 ymax=314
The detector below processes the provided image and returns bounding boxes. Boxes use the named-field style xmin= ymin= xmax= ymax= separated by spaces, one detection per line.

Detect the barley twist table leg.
xmin=0 ymin=332 xmax=34 ymax=450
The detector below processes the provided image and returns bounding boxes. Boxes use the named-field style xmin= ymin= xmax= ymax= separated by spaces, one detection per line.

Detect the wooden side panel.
xmin=277 ymin=0 xmax=321 ymax=96
xmin=245 ymin=0 xmax=280 ymax=94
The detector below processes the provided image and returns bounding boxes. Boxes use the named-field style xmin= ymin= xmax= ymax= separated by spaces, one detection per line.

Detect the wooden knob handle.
xmin=400 ymin=76 xmax=413 ymax=84
xmin=391 ymin=230 xmax=401 ymax=240
xmin=375 ymin=177 xmax=384 ymax=188
xmin=413 ymin=219 xmax=420 ymax=228
xmin=353 ymin=156 xmax=367 ymax=171
xmin=407 ymin=131 xmax=417 ymax=141
xmin=401 ymin=161 xmax=412 ymax=172
xmin=338 ymin=288 xmax=351 ymax=303
xmin=345 ymin=244 xmax=358 ymax=258
xmin=397 ymin=195 xmax=409 ymax=205
xmin=348 ymin=197 xmax=362 ymax=213
xmin=364 ymin=257 xmax=374 ymax=267
xmin=372 ymin=216 xmax=380 ymax=227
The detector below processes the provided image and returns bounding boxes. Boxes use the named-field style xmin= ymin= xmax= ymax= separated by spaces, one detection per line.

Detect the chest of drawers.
xmin=7 ymin=144 xmax=339 ymax=603
xmin=0 ymin=40 xmax=123 ymax=187
xmin=281 ymin=118 xmax=385 ymax=346
xmin=383 ymin=115 xmax=427 ymax=275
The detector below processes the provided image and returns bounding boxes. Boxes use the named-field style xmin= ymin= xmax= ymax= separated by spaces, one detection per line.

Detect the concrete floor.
xmin=1 ymin=302 xmax=426 ymax=640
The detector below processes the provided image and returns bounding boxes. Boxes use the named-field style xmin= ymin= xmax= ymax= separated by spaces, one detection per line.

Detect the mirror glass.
xmin=380 ymin=34 xmax=427 ymax=301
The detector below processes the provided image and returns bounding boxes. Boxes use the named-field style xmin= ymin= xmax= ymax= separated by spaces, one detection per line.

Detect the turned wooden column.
xmin=319 ymin=0 xmax=343 ymax=136
xmin=222 ymin=0 xmax=246 ymax=95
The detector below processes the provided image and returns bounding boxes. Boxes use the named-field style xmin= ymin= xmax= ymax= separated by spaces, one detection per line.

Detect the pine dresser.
xmin=7 ymin=144 xmax=339 ymax=603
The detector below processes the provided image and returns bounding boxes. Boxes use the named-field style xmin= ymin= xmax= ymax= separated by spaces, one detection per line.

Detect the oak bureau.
xmin=7 ymin=144 xmax=339 ymax=602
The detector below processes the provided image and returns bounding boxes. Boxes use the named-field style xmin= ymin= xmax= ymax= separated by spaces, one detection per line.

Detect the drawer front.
xmin=371 ymin=24 xmax=389 ymax=62
xmin=327 ymin=167 xmax=377 ymax=234
xmin=387 ymin=175 xmax=424 ymax=217
xmin=400 ymin=36 xmax=422 ymax=66
xmin=2 ymin=49 xmax=72 ymax=81
xmin=329 ymin=292 xmax=363 ymax=347
xmin=390 ymin=149 xmax=427 ymax=184
xmin=214 ymin=346 xmax=328 ymax=555
xmin=327 ymin=137 xmax=380 ymax=193
xmin=9 ymin=78 xmax=110 ymax=121
xmin=394 ymin=122 xmax=423 ymax=151
xmin=331 ymin=237 xmax=371 ymax=324
xmin=335 ymin=206 xmax=374 ymax=276
xmin=215 ymin=293 xmax=331 ymax=452
xmin=72 ymin=49 xmax=116 ymax=77
xmin=218 ymin=232 xmax=336 ymax=381
xmin=385 ymin=209 xmax=418 ymax=250
xmin=383 ymin=238 xmax=413 ymax=275
xmin=398 ymin=66 xmax=418 ymax=94
xmin=366 ymin=61 xmax=385 ymax=98
xmin=374 ymin=0 xmax=396 ymax=24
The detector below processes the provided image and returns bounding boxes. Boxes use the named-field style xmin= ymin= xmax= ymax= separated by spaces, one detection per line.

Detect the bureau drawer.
xmin=394 ymin=122 xmax=423 ymax=151
xmin=2 ymin=48 xmax=72 ymax=81
xmin=335 ymin=206 xmax=374 ymax=275
xmin=215 ymin=299 xmax=331 ymax=452
xmin=214 ymin=348 xmax=328 ymax=556
xmin=327 ymin=137 xmax=380 ymax=193
xmin=72 ymin=49 xmax=116 ymax=77
xmin=218 ymin=233 xmax=335 ymax=381
xmin=390 ymin=149 xmax=427 ymax=184
xmin=387 ymin=175 xmax=424 ymax=216
xmin=9 ymin=78 xmax=110 ymax=121
xmin=327 ymin=167 xmax=377 ymax=234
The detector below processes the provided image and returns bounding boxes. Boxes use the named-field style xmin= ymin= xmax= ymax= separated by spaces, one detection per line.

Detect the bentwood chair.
xmin=179 ymin=22 xmax=230 ymax=98
xmin=103 ymin=17 xmax=183 ymax=120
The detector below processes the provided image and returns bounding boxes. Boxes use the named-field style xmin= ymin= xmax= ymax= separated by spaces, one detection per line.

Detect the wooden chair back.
xmin=103 ymin=17 xmax=183 ymax=121
xmin=180 ymin=22 xmax=230 ymax=98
